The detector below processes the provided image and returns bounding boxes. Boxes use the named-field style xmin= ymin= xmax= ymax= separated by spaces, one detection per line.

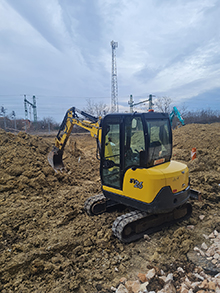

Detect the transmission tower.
xmin=111 ymin=40 xmax=118 ymax=112
xmin=0 ymin=106 xmax=7 ymax=130
xmin=24 ymin=95 xmax=37 ymax=122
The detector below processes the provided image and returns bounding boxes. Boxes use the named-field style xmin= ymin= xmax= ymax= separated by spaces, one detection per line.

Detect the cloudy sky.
xmin=0 ymin=0 xmax=220 ymax=122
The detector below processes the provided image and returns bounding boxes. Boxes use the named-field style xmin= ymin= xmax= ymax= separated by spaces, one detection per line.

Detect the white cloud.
xmin=0 ymin=0 xmax=220 ymax=122
xmin=144 ymin=40 xmax=220 ymax=100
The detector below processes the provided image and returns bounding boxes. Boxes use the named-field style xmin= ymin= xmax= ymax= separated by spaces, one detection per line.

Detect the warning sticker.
xmin=154 ymin=158 xmax=165 ymax=165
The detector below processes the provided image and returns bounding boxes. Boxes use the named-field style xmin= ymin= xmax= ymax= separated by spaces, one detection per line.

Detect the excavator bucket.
xmin=47 ymin=149 xmax=65 ymax=171
xmin=190 ymin=189 xmax=202 ymax=201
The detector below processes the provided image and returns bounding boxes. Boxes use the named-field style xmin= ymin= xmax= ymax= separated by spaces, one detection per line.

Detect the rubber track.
xmin=112 ymin=210 xmax=148 ymax=242
xmin=112 ymin=203 xmax=192 ymax=243
xmin=84 ymin=194 xmax=106 ymax=215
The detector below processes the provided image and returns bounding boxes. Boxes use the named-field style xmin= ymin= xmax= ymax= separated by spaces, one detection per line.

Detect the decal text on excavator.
xmin=130 ymin=178 xmax=143 ymax=189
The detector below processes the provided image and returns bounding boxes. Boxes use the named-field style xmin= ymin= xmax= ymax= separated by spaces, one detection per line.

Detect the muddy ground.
xmin=0 ymin=123 xmax=220 ymax=292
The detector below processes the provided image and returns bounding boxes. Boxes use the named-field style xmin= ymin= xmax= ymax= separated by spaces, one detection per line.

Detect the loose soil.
xmin=0 ymin=123 xmax=220 ymax=292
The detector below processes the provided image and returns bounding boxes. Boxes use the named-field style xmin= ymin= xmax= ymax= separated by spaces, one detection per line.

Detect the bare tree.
xmin=184 ymin=109 xmax=220 ymax=124
xmin=38 ymin=117 xmax=59 ymax=131
xmin=154 ymin=96 xmax=173 ymax=113
xmin=177 ymin=103 xmax=188 ymax=117
xmin=84 ymin=99 xmax=109 ymax=117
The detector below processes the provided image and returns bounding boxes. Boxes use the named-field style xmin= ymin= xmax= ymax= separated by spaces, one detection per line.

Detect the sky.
xmin=0 ymin=0 xmax=220 ymax=123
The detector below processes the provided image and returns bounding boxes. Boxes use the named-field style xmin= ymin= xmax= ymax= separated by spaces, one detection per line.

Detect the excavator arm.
xmin=48 ymin=107 xmax=102 ymax=171
xmin=169 ymin=106 xmax=185 ymax=126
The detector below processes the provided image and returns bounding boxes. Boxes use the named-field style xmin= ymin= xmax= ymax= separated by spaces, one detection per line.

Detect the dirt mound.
xmin=0 ymin=124 xmax=220 ymax=292
xmin=172 ymin=123 xmax=220 ymax=202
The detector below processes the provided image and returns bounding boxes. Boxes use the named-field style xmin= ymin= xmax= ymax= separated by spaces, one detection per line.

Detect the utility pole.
xmin=128 ymin=95 xmax=134 ymax=113
xmin=33 ymin=95 xmax=37 ymax=123
xmin=24 ymin=95 xmax=28 ymax=120
xmin=11 ymin=111 xmax=17 ymax=130
xmin=128 ymin=94 xmax=155 ymax=112
xmin=111 ymin=40 xmax=118 ymax=113
xmin=149 ymin=94 xmax=155 ymax=110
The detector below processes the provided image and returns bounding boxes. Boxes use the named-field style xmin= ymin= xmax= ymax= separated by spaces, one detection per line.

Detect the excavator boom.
xmin=47 ymin=107 xmax=102 ymax=171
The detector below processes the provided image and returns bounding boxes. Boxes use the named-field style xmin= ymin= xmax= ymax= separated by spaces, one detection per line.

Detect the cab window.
xmin=124 ymin=116 xmax=145 ymax=169
xmin=146 ymin=119 xmax=171 ymax=166
xmin=102 ymin=122 xmax=121 ymax=189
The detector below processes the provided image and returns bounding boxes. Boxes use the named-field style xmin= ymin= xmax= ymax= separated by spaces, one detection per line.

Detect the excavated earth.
xmin=0 ymin=123 xmax=220 ymax=292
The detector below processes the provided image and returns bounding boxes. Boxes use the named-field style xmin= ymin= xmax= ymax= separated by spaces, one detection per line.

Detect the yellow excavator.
xmin=48 ymin=107 xmax=199 ymax=243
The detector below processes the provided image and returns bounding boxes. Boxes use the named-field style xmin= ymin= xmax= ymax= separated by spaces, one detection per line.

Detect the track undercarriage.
xmin=84 ymin=194 xmax=192 ymax=243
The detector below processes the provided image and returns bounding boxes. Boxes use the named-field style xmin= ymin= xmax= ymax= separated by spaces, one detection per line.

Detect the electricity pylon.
xmin=111 ymin=40 xmax=118 ymax=113
xmin=24 ymin=95 xmax=37 ymax=122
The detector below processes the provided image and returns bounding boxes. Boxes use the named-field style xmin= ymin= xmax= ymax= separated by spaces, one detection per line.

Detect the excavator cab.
xmin=100 ymin=112 xmax=172 ymax=191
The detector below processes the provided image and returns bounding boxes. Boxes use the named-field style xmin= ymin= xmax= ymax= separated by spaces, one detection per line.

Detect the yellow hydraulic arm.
xmin=48 ymin=107 xmax=102 ymax=171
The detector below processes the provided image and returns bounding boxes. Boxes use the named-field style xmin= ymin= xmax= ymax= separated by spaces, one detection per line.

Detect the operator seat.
xmin=149 ymin=141 xmax=162 ymax=160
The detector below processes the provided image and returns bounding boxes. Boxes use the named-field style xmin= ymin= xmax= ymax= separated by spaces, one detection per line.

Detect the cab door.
xmin=101 ymin=115 xmax=121 ymax=189
xmin=100 ymin=114 xmax=146 ymax=191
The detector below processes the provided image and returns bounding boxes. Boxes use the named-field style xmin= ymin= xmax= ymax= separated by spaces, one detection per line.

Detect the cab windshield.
xmin=124 ymin=116 xmax=145 ymax=169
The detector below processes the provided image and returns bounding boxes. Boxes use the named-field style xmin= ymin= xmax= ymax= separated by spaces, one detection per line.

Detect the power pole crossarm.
xmin=128 ymin=94 xmax=155 ymax=112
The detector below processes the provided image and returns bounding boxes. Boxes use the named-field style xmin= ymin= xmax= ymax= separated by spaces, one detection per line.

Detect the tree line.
xmin=0 ymin=117 xmax=60 ymax=133
xmin=154 ymin=96 xmax=220 ymax=126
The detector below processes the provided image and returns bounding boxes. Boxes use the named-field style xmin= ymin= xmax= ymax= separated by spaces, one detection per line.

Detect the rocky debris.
xmin=113 ymin=265 xmax=220 ymax=293
xmin=188 ymin=227 xmax=220 ymax=275
xmin=193 ymin=230 xmax=220 ymax=269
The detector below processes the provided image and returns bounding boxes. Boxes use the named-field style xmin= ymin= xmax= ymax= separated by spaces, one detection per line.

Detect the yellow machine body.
xmin=102 ymin=161 xmax=189 ymax=204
